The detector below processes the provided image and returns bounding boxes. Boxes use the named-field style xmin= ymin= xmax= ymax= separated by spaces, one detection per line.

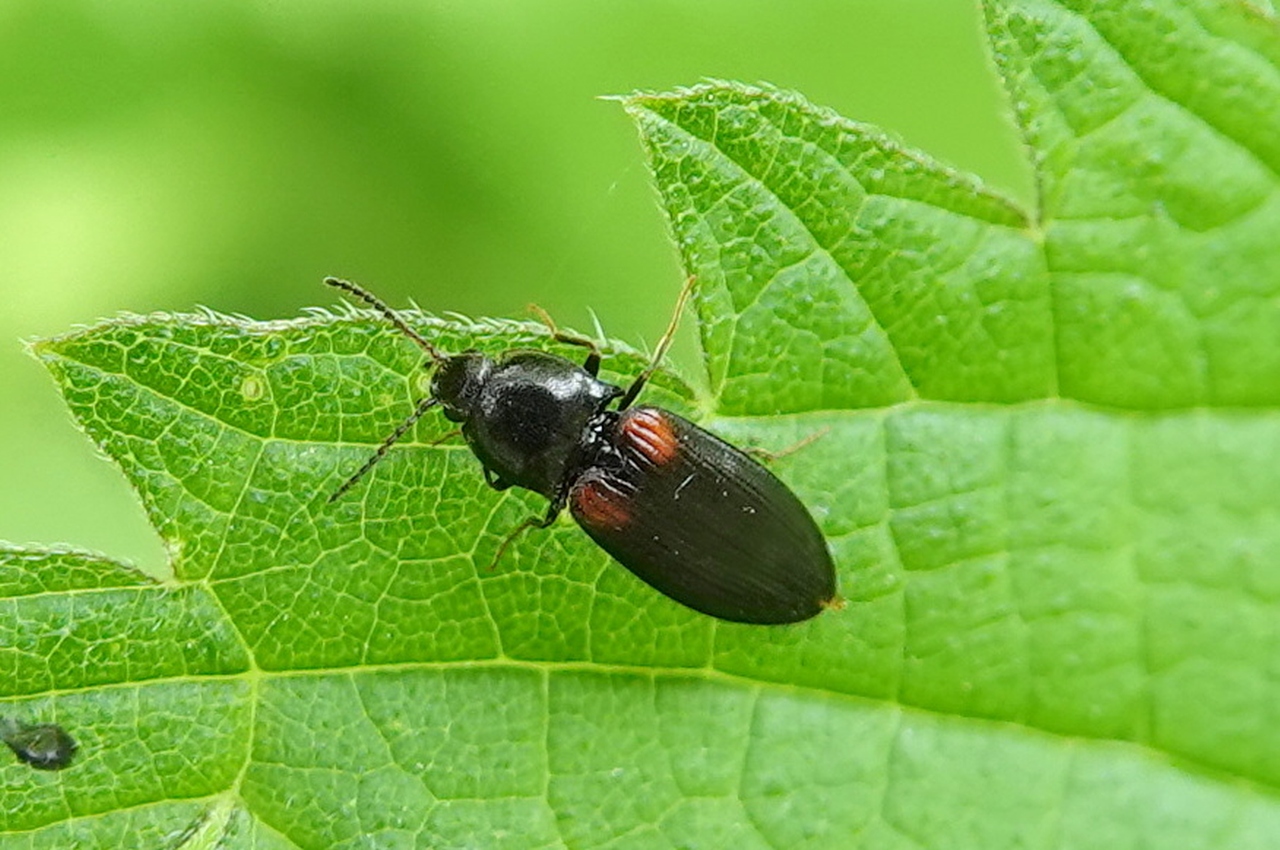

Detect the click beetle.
xmin=326 ymin=277 xmax=838 ymax=624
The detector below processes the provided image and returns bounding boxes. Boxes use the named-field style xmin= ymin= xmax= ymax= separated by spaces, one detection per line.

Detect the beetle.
xmin=325 ymin=276 xmax=838 ymax=624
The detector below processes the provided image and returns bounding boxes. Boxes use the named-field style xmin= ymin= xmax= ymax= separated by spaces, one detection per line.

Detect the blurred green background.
xmin=0 ymin=0 xmax=1029 ymax=573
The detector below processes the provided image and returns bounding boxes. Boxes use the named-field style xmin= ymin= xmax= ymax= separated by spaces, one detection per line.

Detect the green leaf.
xmin=6 ymin=0 xmax=1280 ymax=847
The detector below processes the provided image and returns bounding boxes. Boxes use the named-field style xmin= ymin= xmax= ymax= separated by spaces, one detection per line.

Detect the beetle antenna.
xmin=325 ymin=277 xmax=446 ymax=363
xmin=617 ymin=274 xmax=695 ymax=410
xmin=328 ymin=396 xmax=441 ymax=502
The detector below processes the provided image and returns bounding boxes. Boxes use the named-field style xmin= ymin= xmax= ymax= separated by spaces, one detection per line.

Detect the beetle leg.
xmin=529 ymin=303 xmax=603 ymax=377
xmin=534 ymin=491 xmax=568 ymax=528
xmin=743 ymin=427 xmax=830 ymax=464
xmin=489 ymin=493 xmax=565 ymax=569
xmin=429 ymin=428 xmax=463 ymax=446
xmin=618 ymin=274 xmax=695 ymax=410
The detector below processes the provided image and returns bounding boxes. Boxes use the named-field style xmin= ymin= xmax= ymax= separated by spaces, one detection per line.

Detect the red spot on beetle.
xmin=620 ymin=407 xmax=679 ymax=466
xmin=571 ymin=477 xmax=632 ymax=531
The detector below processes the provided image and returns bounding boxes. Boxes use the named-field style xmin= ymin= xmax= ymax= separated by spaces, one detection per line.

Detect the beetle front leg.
xmin=529 ymin=304 xmax=603 ymax=377
xmin=429 ymin=428 xmax=463 ymax=446
xmin=488 ymin=492 xmax=566 ymax=569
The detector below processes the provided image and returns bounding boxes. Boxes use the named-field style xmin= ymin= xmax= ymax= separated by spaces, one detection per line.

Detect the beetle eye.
xmin=430 ymin=353 xmax=489 ymax=419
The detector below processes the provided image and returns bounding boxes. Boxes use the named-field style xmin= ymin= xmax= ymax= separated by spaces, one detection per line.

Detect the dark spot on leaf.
xmin=1 ymin=719 xmax=78 ymax=771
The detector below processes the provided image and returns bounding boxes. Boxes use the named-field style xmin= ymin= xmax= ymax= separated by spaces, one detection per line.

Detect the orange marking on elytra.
xmin=572 ymin=479 xmax=632 ymax=530
xmin=621 ymin=408 xmax=678 ymax=466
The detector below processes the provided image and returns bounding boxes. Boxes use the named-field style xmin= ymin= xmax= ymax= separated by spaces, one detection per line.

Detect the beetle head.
xmin=431 ymin=352 xmax=492 ymax=422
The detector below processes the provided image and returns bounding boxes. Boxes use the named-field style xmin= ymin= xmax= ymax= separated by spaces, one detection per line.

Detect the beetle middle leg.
xmin=529 ymin=303 xmax=603 ymax=377
xmin=618 ymin=274 xmax=695 ymax=410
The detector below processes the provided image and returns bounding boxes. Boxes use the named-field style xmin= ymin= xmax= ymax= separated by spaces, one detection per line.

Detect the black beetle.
xmin=326 ymin=277 xmax=838 ymax=624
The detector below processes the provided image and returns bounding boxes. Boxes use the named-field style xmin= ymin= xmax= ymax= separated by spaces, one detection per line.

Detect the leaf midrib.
xmin=13 ymin=655 xmax=1280 ymax=807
